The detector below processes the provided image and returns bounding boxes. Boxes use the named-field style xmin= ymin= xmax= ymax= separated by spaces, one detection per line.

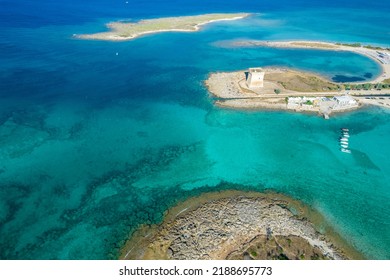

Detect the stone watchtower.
xmin=246 ymin=68 xmax=265 ymax=88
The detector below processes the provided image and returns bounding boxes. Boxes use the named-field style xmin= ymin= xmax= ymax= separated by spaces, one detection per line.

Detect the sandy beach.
xmin=120 ymin=190 xmax=363 ymax=260
xmin=75 ymin=13 xmax=250 ymax=41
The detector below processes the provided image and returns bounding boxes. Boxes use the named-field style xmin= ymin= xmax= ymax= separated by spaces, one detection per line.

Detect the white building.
xmin=288 ymin=97 xmax=302 ymax=104
xmin=332 ymin=95 xmax=357 ymax=107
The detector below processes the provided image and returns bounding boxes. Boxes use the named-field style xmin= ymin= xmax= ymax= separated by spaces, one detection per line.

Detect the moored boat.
xmin=341 ymin=148 xmax=351 ymax=153
xmin=339 ymin=128 xmax=351 ymax=154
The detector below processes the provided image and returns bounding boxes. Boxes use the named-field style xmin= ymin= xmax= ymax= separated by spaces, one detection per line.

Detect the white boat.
xmin=341 ymin=128 xmax=349 ymax=132
xmin=340 ymin=137 xmax=349 ymax=142
xmin=341 ymin=144 xmax=349 ymax=148
xmin=340 ymin=141 xmax=349 ymax=145
xmin=341 ymin=148 xmax=351 ymax=154
xmin=342 ymin=133 xmax=350 ymax=138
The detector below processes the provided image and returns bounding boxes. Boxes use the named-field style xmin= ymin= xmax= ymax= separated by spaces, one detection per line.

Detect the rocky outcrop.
xmin=121 ymin=193 xmax=348 ymax=260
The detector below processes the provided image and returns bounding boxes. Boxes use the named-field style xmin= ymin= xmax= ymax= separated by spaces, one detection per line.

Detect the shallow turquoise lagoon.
xmin=0 ymin=3 xmax=389 ymax=259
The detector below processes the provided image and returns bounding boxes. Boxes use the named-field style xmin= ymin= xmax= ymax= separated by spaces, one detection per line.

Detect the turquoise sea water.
xmin=0 ymin=0 xmax=389 ymax=259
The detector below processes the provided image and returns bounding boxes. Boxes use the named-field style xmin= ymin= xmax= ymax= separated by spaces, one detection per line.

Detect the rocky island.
xmin=75 ymin=13 xmax=250 ymax=41
xmin=120 ymin=191 xmax=362 ymax=260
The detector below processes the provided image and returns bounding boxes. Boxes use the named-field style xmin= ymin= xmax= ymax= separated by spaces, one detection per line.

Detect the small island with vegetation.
xmin=75 ymin=13 xmax=250 ymax=41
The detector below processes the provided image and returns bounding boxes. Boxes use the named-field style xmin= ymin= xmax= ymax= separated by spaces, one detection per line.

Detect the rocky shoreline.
xmin=120 ymin=191 xmax=363 ymax=260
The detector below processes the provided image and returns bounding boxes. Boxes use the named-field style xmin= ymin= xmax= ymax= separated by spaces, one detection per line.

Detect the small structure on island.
xmin=332 ymin=95 xmax=358 ymax=107
xmin=246 ymin=68 xmax=265 ymax=88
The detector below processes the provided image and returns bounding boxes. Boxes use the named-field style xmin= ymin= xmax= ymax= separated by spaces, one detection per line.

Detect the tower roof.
xmin=249 ymin=67 xmax=263 ymax=72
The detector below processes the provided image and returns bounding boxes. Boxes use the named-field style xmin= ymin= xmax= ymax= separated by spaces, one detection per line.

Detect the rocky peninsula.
xmin=75 ymin=13 xmax=249 ymax=41
xmin=120 ymin=191 xmax=362 ymax=260
xmin=206 ymin=68 xmax=363 ymax=116
xmin=204 ymin=40 xmax=390 ymax=115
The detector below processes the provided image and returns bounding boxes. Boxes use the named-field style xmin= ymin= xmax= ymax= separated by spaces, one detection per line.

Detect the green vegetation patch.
xmin=383 ymin=78 xmax=390 ymax=84
xmin=266 ymin=71 xmax=338 ymax=92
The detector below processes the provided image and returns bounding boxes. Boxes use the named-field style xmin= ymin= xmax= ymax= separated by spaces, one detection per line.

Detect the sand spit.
xmin=75 ymin=13 xmax=250 ymax=41
xmin=230 ymin=40 xmax=390 ymax=84
xmin=120 ymin=191 xmax=362 ymax=260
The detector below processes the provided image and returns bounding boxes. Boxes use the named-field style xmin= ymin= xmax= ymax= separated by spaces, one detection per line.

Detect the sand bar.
xmin=75 ymin=13 xmax=250 ymax=41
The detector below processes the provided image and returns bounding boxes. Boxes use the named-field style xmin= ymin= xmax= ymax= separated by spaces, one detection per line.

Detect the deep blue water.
xmin=0 ymin=0 xmax=389 ymax=259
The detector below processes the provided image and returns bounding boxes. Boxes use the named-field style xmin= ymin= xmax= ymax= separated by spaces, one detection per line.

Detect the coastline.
xmin=214 ymin=98 xmax=366 ymax=115
xmin=229 ymin=40 xmax=390 ymax=84
xmin=205 ymin=40 xmax=390 ymax=114
xmin=119 ymin=190 xmax=364 ymax=260
xmin=75 ymin=13 xmax=250 ymax=41
xmin=205 ymin=68 xmax=372 ymax=116
xmin=2 ymin=0 xmax=390 ymax=262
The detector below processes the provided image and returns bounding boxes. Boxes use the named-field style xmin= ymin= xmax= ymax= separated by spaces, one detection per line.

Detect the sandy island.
xmin=119 ymin=190 xmax=363 ymax=260
xmin=75 ymin=13 xmax=250 ymax=41
xmin=206 ymin=41 xmax=390 ymax=115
